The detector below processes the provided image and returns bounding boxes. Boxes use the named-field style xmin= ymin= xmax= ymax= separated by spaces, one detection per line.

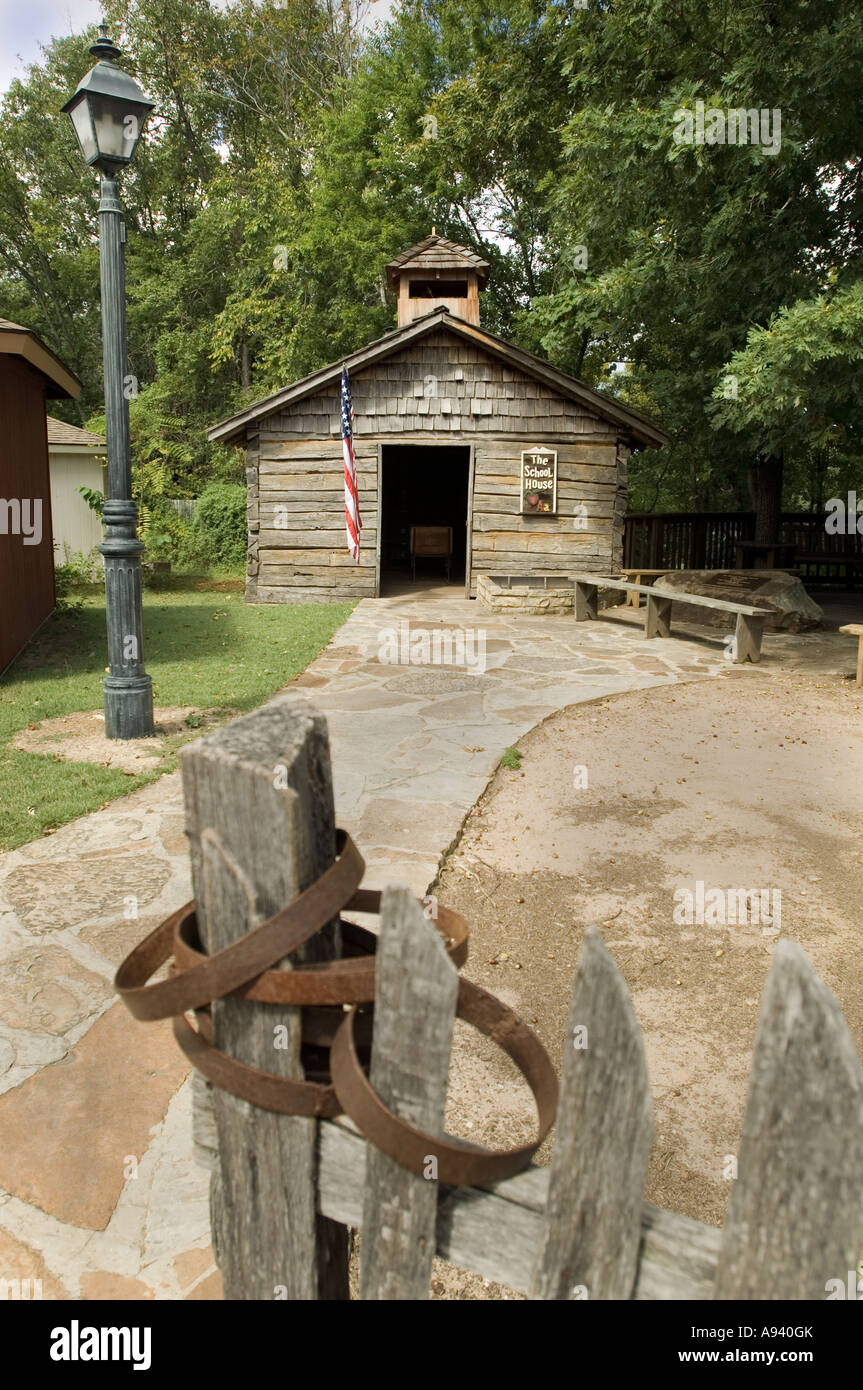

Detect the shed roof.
xmin=208 ymin=307 xmax=669 ymax=450
xmin=0 ymin=320 xmax=81 ymax=400
xmin=385 ymin=233 xmax=490 ymax=291
xmin=46 ymin=415 xmax=106 ymax=448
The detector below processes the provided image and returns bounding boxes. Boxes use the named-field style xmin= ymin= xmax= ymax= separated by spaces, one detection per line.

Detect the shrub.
xmin=53 ymin=565 xmax=83 ymax=615
xmin=53 ymin=547 xmax=102 ymax=613
xmin=142 ymin=504 xmax=191 ymax=565
xmin=187 ymin=483 xmax=246 ymax=569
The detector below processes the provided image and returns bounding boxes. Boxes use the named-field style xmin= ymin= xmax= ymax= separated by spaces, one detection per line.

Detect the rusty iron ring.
xmin=115 ymin=829 xmax=366 ymax=1022
xmin=329 ymin=978 xmax=559 ymax=1185
xmin=172 ymin=972 xmax=559 ymax=1179
xmin=171 ymin=892 xmax=469 ymax=1006
xmin=115 ymin=828 xmax=558 ymax=1183
xmin=114 ymin=829 xmax=467 ymax=1121
xmin=172 ymin=1012 xmax=344 ymax=1118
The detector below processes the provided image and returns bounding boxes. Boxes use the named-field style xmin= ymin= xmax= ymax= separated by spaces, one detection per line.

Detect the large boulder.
xmin=653 ymin=569 xmax=823 ymax=632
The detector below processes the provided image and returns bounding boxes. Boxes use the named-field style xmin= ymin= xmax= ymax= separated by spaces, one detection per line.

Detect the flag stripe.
xmin=341 ymin=366 xmax=361 ymax=563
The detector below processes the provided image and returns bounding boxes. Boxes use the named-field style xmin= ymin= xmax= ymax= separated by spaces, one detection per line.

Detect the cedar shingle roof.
xmin=385 ymin=234 xmax=490 ymax=290
xmin=46 ymin=415 xmax=106 ymax=448
xmin=208 ymin=306 xmax=669 ymax=449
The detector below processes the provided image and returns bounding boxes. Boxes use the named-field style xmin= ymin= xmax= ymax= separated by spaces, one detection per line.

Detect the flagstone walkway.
xmin=0 ymin=593 xmax=855 ymax=1299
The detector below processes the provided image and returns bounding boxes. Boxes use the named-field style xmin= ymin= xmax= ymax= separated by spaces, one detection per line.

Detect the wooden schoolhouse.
xmin=208 ymin=234 xmax=668 ymax=602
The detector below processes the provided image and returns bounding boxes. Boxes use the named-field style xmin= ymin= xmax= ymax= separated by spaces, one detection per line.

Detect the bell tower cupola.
xmin=385 ymin=232 xmax=490 ymax=328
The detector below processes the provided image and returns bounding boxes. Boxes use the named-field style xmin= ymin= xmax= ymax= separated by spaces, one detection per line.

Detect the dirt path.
xmin=434 ymin=666 xmax=863 ymax=1261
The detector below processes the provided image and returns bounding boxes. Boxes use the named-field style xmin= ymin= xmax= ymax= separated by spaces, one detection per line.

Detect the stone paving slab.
xmin=0 ymin=1005 xmax=189 ymax=1230
xmin=0 ymin=593 xmax=855 ymax=1298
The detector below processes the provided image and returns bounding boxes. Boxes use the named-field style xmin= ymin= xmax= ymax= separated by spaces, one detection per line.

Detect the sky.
xmin=0 ymin=0 xmax=394 ymax=95
xmin=0 ymin=0 xmax=101 ymax=95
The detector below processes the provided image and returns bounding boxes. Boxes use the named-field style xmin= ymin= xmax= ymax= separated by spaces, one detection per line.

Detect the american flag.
xmin=341 ymin=366 xmax=361 ymax=561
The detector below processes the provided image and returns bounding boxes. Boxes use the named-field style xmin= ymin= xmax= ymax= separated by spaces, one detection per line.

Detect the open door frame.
xmin=465 ymin=442 xmax=475 ymax=598
xmin=376 ymin=441 xmax=472 ymax=596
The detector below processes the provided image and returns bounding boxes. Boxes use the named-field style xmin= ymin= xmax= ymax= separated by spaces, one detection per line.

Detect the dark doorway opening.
xmin=379 ymin=444 xmax=471 ymax=592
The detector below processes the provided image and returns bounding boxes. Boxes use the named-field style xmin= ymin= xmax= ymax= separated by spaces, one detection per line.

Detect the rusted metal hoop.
xmin=171 ymin=895 xmax=469 ymax=1005
xmin=172 ymin=1013 xmax=344 ymax=1118
xmin=329 ymin=977 xmax=559 ymax=1185
xmin=115 ymin=831 xmax=468 ymax=1017
xmin=115 ymin=826 xmax=557 ymax=1185
xmin=115 ymin=829 xmax=365 ymax=1020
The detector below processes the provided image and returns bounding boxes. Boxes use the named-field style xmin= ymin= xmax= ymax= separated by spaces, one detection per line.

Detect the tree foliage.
xmin=1 ymin=0 xmax=861 ymax=524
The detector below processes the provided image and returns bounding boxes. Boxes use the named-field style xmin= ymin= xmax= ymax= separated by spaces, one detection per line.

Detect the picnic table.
xmin=735 ymin=541 xmax=797 ymax=570
xmin=620 ymin=569 xmax=668 ymax=608
xmin=839 ymin=624 xmax=863 ymax=686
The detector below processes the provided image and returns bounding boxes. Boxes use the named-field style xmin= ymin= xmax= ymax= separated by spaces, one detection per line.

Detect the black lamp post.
xmin=63 ymin=22 xmax=155 ymax=738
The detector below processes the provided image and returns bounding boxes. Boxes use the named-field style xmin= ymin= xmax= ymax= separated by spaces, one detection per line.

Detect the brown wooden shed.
xmin=208 ymin=235 xmax=668 ymax=603
xmin=0 ymin=321 xmax=81 ymax=673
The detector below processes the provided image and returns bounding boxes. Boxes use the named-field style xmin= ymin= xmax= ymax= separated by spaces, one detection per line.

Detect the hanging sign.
xmin=520 ymin=447 xmax=558 ymax=515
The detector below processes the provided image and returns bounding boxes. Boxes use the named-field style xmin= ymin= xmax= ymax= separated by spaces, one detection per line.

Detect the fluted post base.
xmin=101 ymin=500 xmax=154 ymax=738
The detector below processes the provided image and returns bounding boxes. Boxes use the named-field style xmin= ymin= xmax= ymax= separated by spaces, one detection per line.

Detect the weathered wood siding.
xmin=245 ymin=328 xmax=628 ymax=602
xmin=247 ymin=433 xmax=378 ymax=602
xmin=263 ymin=331 xmax=620 ymax=438
xmin=469 ymin=438 xmax=625 ymax=594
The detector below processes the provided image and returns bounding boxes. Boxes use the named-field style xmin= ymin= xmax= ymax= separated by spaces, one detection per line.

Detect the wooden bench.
xmin=796 ymin=553 xmax=863 ymax=589
xmin=839 ymin=624 xmax=863 ymax=686
xmin=570 ymin=573 xmax=771 ymax=663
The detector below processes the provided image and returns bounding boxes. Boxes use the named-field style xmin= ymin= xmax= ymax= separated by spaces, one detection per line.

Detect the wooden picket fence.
xmin=184 ymin=694 xmax=863 ymax=1300
xmin=623 ymin=510 xmax=863 ymax=585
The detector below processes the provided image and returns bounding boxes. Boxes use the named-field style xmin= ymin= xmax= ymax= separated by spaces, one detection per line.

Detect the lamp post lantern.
xmin=63 ymin=22 xmax=155 ymax=738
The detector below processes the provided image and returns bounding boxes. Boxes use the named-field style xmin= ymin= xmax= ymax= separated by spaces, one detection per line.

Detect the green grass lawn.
xmin=0 ymin=580 xmax=354 ymax=852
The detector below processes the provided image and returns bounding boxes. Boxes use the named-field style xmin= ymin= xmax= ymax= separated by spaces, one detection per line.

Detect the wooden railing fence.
xmin=623 ymin=512 xmax=754 ymax=571
xmin=184 ymin=695 xmax=863 ymax=1300
xmin=624 ymin=511 xmax=863 ymax=581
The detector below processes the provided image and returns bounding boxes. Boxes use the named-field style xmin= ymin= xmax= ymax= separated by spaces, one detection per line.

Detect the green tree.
xmin=0 ymin=0 xmax=363 ymax=491
xmin=712 ymin=279 xmax=863 ymax=515
xmin=527 ymin=0 xmax=863 ymax=530
xmin=4 ymin=0 xmax=861 ymax=545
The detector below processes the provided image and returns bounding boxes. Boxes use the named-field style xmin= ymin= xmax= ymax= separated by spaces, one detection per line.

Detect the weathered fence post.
xmin=714 ymin=939 xmax=863 ymax=1300
xmin=532 ymin=926 xmax=653 ymax=1299
xmin=181 ymin=692 xmax=349 ymax=1299
xmin=359 ymin=886 xmax=457 ymax=1299
xmin=173 ymin=703 xmax=863 ymax=1302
